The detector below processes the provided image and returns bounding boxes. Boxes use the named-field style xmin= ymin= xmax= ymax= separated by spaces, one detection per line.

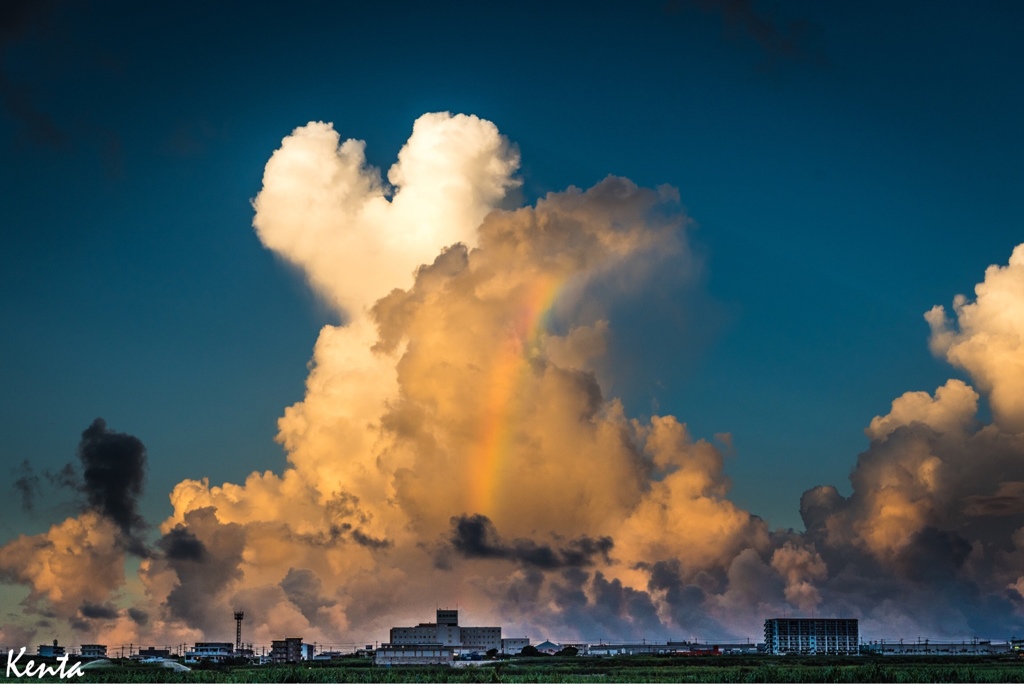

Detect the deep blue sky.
xmin=1 ymin=0 xmax=1021 ymax=539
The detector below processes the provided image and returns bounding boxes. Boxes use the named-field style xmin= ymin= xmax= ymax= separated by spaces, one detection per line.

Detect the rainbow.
xmin=466 ymin=274 xmax=565 ymax=517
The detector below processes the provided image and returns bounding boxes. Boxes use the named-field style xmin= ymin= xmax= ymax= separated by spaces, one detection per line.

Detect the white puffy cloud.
xmin=927 ymin=244 xmax=1024 ymax=433
xmin=252 ymin=113 xmax=520 ymax=318
xmin=866 ymin=379 xmax=978 ymax=442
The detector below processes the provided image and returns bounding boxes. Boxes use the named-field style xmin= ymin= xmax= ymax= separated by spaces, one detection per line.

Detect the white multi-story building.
xmin=501 ymin=637 xmax=530 ymax=655
xmin=764 ymin=618 xmax=859 ymax=655
xmin=388 ymin=610 xmax=506 ymax=653
xmin=37 ymin=641 xmax=65 ymax=658
xmin=390 ymin=622 xmax=461 ymax=646
xmin=460 ymin=627 xmax=501 ymax=652
xmin=80 ymin=644 xmax=107 ymax=658
xmin=184 ymin=642 xmax=234 ymax=663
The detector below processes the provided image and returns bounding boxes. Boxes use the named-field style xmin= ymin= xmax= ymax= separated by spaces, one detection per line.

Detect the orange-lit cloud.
xmin=136 ymin=114 xmax=785 ymax=642
xmin=4 ymin=114 xmax=1024 ymax=646
xmin=0 ymin=512 xmax=123 ymax=617
xmin=927 ymin=245 xmax=1024 ymax=433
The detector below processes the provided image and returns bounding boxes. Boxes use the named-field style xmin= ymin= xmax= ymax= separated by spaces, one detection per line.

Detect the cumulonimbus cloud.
xmin=3 ymin=112 xmax=1024 ymax=647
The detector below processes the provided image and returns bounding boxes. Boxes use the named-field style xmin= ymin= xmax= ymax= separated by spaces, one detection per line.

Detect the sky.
xmin=1 ymin=0 xmax=1023 ymax=650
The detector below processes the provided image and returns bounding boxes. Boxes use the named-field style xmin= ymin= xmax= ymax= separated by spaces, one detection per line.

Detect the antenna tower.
xmin=234 ymin=611 xmax=244 ymax=651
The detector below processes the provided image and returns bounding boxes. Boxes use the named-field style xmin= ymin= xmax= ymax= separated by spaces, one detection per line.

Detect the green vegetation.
xmin=3 ymin=655 xmax=1024 ymax=683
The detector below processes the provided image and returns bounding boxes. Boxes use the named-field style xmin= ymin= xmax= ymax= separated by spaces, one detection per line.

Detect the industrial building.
xmin=764 ymin=618 xmax=859 ymax=655
xmin=388 ymin=609 xmax=504 ymax=653
xmin=862 ymin=639 xmax=1011 ymax=656
xmin=588 ymin=642 xmax=663 ymax=656
xmin=586 ymin=641 xmax=701 ymax=656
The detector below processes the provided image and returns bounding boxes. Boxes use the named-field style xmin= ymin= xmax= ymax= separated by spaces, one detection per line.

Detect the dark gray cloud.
xmin=550 ymin=567 xmax=589 ymax=616
xmin=280 ymin=568 xmax=336 ymax=623
xmin=963 ymin=482 xmax=1024 ymax=517
xmin=13 ymin=460 xmax=39 ymax=512
xmin=46 ymin=462 xmax=79 ymax=491
xmin=127 ymin=607 xmax=148 ymax=626
xmin=77 ymin=418 xmax=148 ymax=549
xmin=500 ymin=568 xmax=545 ymax=611
xmin=799 ymin=484 xmax=844 ymax=537
xmin=640 ymin=559 xmax=727 ymax=637
xmin=351 ymin=529 xmax=392 ymax=550
xmin=157 ymin=527 xmax=207 ymax=562
xmin=292 ymin=522 xmax=393 ymax=550
xmin=10 ymin=460 xmax=80 ymax=514
xmin=589 ymin=572 xmax=665 ymax=639
xmin=79 ymin=601 xmax=119 ymax=620
xmin=544 ymin=568 xmax=671 ymax=642
xmin=448 ymin=514 xmax=613 ymax=570
xmin=285 ymin=492 xmax=391 ymax=549
xmin=158 ymin=507 xmax=245 ymax=631
xmin=894 ymin=527 xmax=972 ymax=585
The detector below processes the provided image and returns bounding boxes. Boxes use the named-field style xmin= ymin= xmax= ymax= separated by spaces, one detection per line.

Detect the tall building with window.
xmin=764 ymin=618 xmax=859 ymax=655
xmin=460 ymin=627 xmax=501 ymax=652
xmin=389 ymin=610 xmax=503 ymax=652
xmin=270 ymin=637 xmax=305 ymax=663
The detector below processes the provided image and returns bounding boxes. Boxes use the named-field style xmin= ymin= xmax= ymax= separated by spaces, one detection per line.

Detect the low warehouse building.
xmin=375 ymin=645 xmax=455 ymax=666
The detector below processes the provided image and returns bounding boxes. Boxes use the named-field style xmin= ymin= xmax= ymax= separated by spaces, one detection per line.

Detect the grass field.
xmin=4 ymin=655 xmax=1024 ymax=683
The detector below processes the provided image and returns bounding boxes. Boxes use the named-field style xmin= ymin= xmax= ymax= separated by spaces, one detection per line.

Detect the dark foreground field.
xmin=6 ymin=655 xmax=1024 ymax=683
